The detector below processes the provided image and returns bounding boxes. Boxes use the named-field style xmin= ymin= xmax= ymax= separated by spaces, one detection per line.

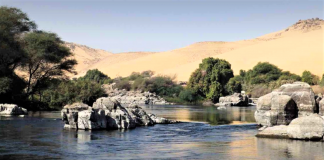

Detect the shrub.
xmin=114 ymin=80 xmax=131 ymax=91
xmin=179 ymin=89 xmax=198 ymax=102
xmin=43 ymin=79 xmax=105 ymax=109
xmin=302 ymin=70 xmax=319 ymax=85
xmin=80 ymin=69 xmax=112 ymax=84
xmin=226 ymin=75 xmax=243 ymax=94
xmin=187 ymin=58 xmax=234 ymax=102
xmin=143 ymin=75 xmax=182 ymax=97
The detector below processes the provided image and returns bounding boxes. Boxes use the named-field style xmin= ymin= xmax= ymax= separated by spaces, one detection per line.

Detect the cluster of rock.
xmin=255 ymin=82 xmax=324 ymax=141
xmin=0 ymin=104 xmax=28 ymax=115
xmin=217 ymin=93 xmax=251 ymax=106
xmin=102 ymin=84 xmax=171 ymax=105
xmin=61 ymin=97 xmax=178 ymax=130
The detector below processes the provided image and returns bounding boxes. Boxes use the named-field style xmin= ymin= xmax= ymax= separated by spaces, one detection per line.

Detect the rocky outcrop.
xmin=218 ymin=93 xmax=250 ymax=106
xmin=257 ymin=114 xmax=324 ymax=141
xmin=255 ymin=94 xmax=298 ymax=126
xmin=272 ymin=82 xmax=316 ymax=117
xmin=102 ymin=84 xmax=171 ymax=105
xmin=0 ymin=104 xmax=28 ymax=115
xmin=287 ymin=114 xmax=324 ymax=140
xmin=61 ymin=98 xmax=178 ymax=130
xmin=255 ymin=82 xmax=316 ymax=127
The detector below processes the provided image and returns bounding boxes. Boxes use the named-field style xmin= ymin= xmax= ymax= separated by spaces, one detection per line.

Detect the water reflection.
xmin=0 ymin=105 xmax=323 ymax=159
xmin=256 ymin=138 xmax=324 ymax=160
xmin=143 ymin=105 xmax=256 ymax=125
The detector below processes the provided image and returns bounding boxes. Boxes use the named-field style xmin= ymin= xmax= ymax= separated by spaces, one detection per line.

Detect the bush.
xmin=179 ymin=89 xmax=199 ymax=102
xmin=143 ymin=75 xmax=183 ymax=97
xmin=114 ymin=80 xmax=131 ymax=91
xmin=187 ymin=57 xmax=234 ymax=102
xmin=302 ymin=70 xmax=319 ymax=85
xmin=80 ymin=69 xmax=112 ymax=84
xmin=43 ymin=79 xmax=105 ymax=109
xmin=226 ymin=76 xmax=243 ymax=94
xmin=245 ymin=62 xmax=282 ymax=85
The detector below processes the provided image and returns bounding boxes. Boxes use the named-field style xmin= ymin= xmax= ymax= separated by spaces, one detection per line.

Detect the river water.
xmin=0 ymin=105 xmax=324 ymax=160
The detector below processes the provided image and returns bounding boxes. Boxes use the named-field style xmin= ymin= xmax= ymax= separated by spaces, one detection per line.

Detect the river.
xmin=0 ymin=105 xmax=323 ymax=160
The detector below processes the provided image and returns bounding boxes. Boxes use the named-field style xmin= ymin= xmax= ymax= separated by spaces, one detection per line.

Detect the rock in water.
xmin=148 ymin=114 xmax=179 ymax=124
xmin=218 ymin=93 xmax=249 ymax=106
xmin=255 ymin=82 xmax=316 ymax=126
xmin=126 ymin=104 xmax=154 ymax=126
xmin=272 ymin=82 xmax=316 ymax=117
xmin=61 ymin=97 xmax=179 ymax=130
xmin=287 ymin=114 xmax=324 ymax=140
xmin=255 ymin=94 xmax=298 ymax=126
xmin=256 ymin=125 xmax=289 ymax=139
xmin=0 ymin=104 xmax=28 ymax=115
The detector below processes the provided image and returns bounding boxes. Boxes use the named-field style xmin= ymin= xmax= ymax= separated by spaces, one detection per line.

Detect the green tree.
xmin=43 ymin=79 xmax=104 ymax=108
xmin=302 ymin=70 xmax=318 ymax=85
xmin=80 ymin=69 xmax=111 ymax=84
xmin=187 ymin=58 xmax=234 ymax=102
xmin=226 ymin=75 xmax=243 ymax=94
xmin=0 ymin=7 xmax=36 ymax=103
xmin=179 ymin=88 xmax=199 ymax=102
xmin=0 ymin=7 xmax=36 ymax=75
xmin=245 ymin=62 xmax=282 ymax=85
xmin=21 ymin=31 xmax=77 ymax=101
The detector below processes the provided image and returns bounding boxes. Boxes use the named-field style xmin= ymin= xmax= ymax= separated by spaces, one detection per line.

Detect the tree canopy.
xmin=187 ymin=57 xmax=234 ymax=102
xmin=301 ymin=70 xmax=319 ymax=85
xmin=80 ymin=69 xmax=111 ymax=84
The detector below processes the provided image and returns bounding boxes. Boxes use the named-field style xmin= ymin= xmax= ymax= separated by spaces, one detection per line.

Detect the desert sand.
xmin=70 ymin=18 xmax=324 ymax=81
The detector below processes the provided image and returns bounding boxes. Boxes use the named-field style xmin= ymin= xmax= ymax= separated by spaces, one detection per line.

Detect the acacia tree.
xmin=187 ymin=57 xmax=234 ymax=102
xmin=21 ymin=31 xmax=77 ymax=101
xmin=0 ymin=7 xmax=36 ymax=102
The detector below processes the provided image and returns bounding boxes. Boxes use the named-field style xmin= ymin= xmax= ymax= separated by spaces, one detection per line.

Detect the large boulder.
xmin=319 ymin=98 xmax=324 ymax=116
xmin=218 ymin=93 xmax=249 ymax=106
xmin=0 ymin=104 xmax=28 ymax=115
xmin=256 ymin=125 xmax=289 ymax=139
xmin=62 ymin=97 xmax=180 ymax=130
xmin=287 ymin=114 xmax=324 ymax=140
xmin=93 ymin=97 xmax=136 ymax=129
xmin=255 ymin=82 xmax=317 ymax=126
xmin=255 ymin=94 xmax=298 ymax=126
xmin=62 ymin=99 xmax=137 ymax=130
xmin=126 ymin=104 xmax=154 ymax=126
xmin=272 ymin=82 xmax=316 ymax=117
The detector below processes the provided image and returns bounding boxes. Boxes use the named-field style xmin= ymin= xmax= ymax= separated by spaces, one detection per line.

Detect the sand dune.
xmin=70 ymin=18 xmax=324 ymax=81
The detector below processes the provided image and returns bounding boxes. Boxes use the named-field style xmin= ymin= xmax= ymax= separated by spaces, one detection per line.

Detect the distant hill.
xmin=69 ymin=18 xmax=324 ymax=81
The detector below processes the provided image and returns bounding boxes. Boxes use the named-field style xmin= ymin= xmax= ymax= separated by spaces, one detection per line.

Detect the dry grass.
xmin=312 ymin=85 xmax=324 ymax=95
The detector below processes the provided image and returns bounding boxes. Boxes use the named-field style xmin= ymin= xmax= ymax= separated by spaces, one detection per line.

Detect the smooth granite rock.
xmin=287 ymin=114 xmax=324 ymax=140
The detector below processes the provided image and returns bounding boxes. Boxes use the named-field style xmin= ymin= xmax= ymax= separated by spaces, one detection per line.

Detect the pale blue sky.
xmin=1 ymin=0 xmax=323 ymax=53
